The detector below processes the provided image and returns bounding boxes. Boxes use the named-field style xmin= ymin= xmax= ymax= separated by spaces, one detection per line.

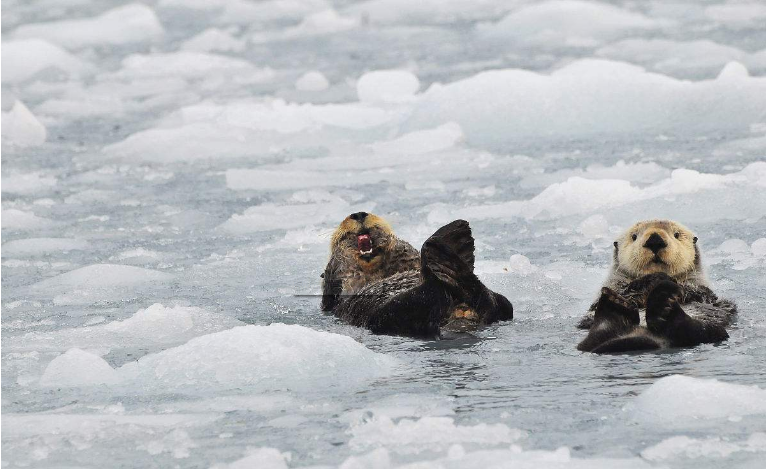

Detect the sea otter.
xmin=321 ymin=212 xmax=513 ymax=338
xmin=577 ymin=219 xmax=736 ymax=354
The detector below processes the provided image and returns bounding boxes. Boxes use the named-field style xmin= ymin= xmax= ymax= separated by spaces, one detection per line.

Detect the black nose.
xmin=643 ymin=233 xmax=667 ymax=254
xmin=349 ymin=212 xmax=368 ymax=221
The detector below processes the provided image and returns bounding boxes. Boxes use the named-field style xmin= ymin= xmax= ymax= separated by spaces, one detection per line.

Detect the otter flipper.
xmin=420 ymin=219 xmax=479 ymax=295
xmin=577 ymin=288 xmax=640 ymax=352
xmin=421 ymin=220 xmax=513 ymax=327
xmin=646 ymin=281 xmax=729 ymax=347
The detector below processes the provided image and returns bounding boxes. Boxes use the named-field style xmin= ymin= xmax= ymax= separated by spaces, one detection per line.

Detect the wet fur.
xmin=577 ymin=220 xmax=736 ymax=353
xmin=322 ymin=216 xmax=513 ymax=338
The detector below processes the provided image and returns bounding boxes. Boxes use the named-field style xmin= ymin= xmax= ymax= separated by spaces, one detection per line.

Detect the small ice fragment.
xmin=39 ymin=349 xmax=119 ymax=387
xmin=751 ymin=238 xmax=766 ymax=257
xmin=295 ymin=71 xmax=330 ymax=91
xmin=357 ymin=69 xmax=420 ymax=102
xmin=1 ymin=101 xmax=46 ymax=147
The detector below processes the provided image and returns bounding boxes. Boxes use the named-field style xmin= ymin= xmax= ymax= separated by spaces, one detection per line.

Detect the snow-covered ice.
xmin=3 ymin=0 xmax=766 ymax=467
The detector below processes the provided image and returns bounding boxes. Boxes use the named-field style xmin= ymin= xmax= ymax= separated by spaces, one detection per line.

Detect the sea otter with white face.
xmin=321 ymin=212 xmax=513 ymax=338
xmin=577 ymin=219 xmax=736 ymax=353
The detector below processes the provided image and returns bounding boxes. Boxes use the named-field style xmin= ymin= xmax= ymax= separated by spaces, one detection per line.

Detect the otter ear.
xmin=693 ymin=236 xmax=698 ymax=244
xmin=613 ymin=241 xmax=618 ymax=248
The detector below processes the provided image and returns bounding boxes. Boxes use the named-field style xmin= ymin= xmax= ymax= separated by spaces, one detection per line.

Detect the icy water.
xmin=3 ymin=0 xmax=766 ymax=468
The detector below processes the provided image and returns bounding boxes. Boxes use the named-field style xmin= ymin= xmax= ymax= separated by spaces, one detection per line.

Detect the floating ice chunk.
xmin=2 ymin=172 xmax=56 ymax=195
xmin=2 ymin=238 xmax=88 ymax=258
xmin=343 ymin=0 xmax=515 ymax=25
xmin=39 ymin=349 xmax=119 ymax=388
xmin=28 ymin=264 xmax=174 ymax=297
xmin=211 ymin=448 xmax=290 ymax=469
xmin=641 ymin=434 xmax=766 ymax=461
xmin=1 ymin=101 xmax=47 ymax=147
xmin=295 ymin=71 xmax=330 ymax=91
xmin=479 ymin=1 xmax=667 ymax=48
xmin=407 ymin=59 xmax=766 ymax=147
xmin=716 ymin=239 xmax=750 ymax=254
xmin=431 ymin=162 xmax=766 ymax=223
xmin=226 ymin=168 xmax=367 ymax=190
xmin=3 ymin=412 xmax=219 ymax=467
xmin=704 ymin=3 xmax=766 ymax=28
xmin=577 ymin=214 xmax=609 ymax=239
xmin=119 ymin=324 xmax=397 ymax=393
xmin=162 ymin=0 xmax=332 ymax=26
xmin=348 ymin=416 xmax=525 ymax=454
xmin=370 ymin=122 xmax=463 ymax=155
xmin=137 ymin=429 xmax=195 ymax=459
xmin=219 ymin=199 xmax=350 ymax=233
xmin=2 ymin=39 xmax=91 ymax=83
xmin=520 ymin=161 xmax=670 ymax=189
xmin=5 ymin=304 xmax=242 ymax=354
xmin=717 ymin=61 xmax=750 ymax=81
xmin=508 ymin=254 xmax=537 ymax=276
xmin=64 ymin=189 xmax=118 ymax=205
xmin=2 ymin=209 xmax=55 ymax=231
xmin=631 ymin=375 xmax=766 ymax=425
xmin=357 ymin=69 xmax=420 ymax=103
xmin=180 ymin=28 xmax=245 ymax=52
xmin=752 ymin=239 xmax=766 ymax=257
xmin=103 ymin=123 xmax=257 ymax=162
xmin=250 ymin=9 xmax=360 ymax=43
xmin=114 ymin=51 xmax=273 ymax=83
xmin=110 ymin=248 xmax=162 ymax=262
xmin=596 ymin=39 xmax=763 ymax=78
xmin=12 ymin=4 xmax=164 ymax=49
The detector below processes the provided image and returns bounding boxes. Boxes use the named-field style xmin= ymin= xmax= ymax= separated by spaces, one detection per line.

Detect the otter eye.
xmin=674 ymin=232 xmax=680 ymax=239
xmin=631 ymin=234 xmax=637 ymax=241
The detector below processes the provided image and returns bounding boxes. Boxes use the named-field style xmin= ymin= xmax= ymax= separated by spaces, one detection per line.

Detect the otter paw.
xmin=646 ymin=280 xmax=684 ymax=335
xmin=595 ymin=288 xmax=640 ymax=325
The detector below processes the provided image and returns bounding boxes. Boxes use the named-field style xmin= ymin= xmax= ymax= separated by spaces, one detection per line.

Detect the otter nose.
xmin=349 ymin=212 xmax=368 ymax=221
xmin=643 ymin=233 xmax=667 ymax=254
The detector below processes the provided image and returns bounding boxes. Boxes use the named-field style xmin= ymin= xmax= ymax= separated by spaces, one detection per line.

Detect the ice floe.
xmin=407 ymin=59 xmax=766 ymax=147
xmin=641 ymin=433 xmax=766 ymax=461
xmin=2 ymin=209 xmax=55 ymax=231
xmin=1 ymin=101 xmax=47 ymax=147
xmin=295 ymin=71 xmax=330 ymax=91
xmin=12 ymin=3 xmax=164 ymax=49
xmin=5 ymin=304 xmax=242 ymax=354
xmin=219 ymin=198 xmax=351 ymax=233
xmin=2 ymin=39 xmax=92 ymax=84
xmin=25 ymin=264 xmax=174 ymax=305
xmin=39 ymin=348 xmax=120 ymax=387
xmin=630 ymin=375 xmax=766 ymax=425
xmin=180 ymin=28 xmax=246 ymax=53
xmin=349 ymin=416 xmax=525 ymax=454
xmin=596 ymin=39 xmax=766 ymax=77
xmin=357 ymin=69 xmax=420 ymax=103
xmin=118 ymin=324 xmax=398 ymax=393
xmin=479 ymin=1 xmax=668 ymax=48
xmin=1 ymin=172 xmax=57 ymax=195
xmin=2 ymin=238 xmax=88 ymax=257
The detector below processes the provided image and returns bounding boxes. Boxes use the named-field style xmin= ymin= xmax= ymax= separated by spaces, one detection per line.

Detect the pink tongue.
xmin=357 ymin=234 xmax=372 ymax=252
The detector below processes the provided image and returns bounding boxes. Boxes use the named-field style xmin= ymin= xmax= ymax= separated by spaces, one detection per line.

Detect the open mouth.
xmin=650 ymin=256 xmax=666 ymax=265
xmin=357 ymin=234 xmax=373 ymax=255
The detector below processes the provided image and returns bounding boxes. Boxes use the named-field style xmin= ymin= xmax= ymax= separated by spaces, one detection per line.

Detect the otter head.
xmin=331 ymin=211 xmax=395 ymax=268
xmin=613 ymin=219 xmax=700 ymax=281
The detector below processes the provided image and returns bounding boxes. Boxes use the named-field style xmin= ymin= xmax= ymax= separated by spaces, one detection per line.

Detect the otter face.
xmin=615 ymin=220 xmax=698 ymax=279
xmin=331 ymin=212 xmax=395 ymax=265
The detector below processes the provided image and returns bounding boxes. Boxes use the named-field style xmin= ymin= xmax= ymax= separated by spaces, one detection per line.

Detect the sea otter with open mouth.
xmin=321 ymin=212 xmax=513 ymax=338
xmin=577 ymin=219 xmax=737 ymax=354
